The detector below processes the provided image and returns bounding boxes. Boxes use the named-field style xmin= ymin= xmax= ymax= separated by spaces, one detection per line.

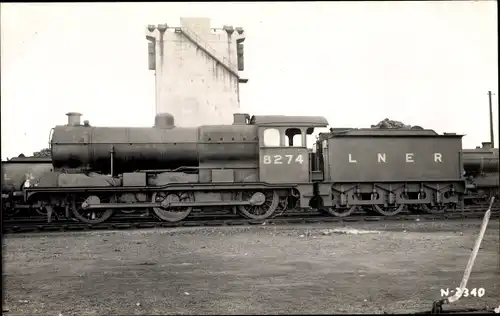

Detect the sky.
xmin=1 ymin=1 xmax=498 ymax=160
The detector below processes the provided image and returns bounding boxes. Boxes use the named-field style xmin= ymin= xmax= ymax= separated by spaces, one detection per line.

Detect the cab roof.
xmin=250 ymin=115 xmax=329 ymax=127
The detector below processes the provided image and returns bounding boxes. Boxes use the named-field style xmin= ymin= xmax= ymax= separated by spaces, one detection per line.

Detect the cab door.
xmin=258 ymin=127 xmax=310 ymax=184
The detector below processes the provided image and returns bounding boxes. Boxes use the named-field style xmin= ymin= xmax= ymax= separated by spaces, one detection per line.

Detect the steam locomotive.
xmin=2 ymin=112 xmax=498 ymax=224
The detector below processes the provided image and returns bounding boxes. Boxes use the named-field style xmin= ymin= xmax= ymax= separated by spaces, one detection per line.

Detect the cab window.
xmin=263 ymin=128 xmax=280 ymax=147
xmin=285 ymin=128 xmax=303 ymax=147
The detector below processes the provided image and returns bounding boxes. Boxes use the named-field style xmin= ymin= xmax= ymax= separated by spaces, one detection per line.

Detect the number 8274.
xmin=262 ymin=154 xmax=304 ymax=165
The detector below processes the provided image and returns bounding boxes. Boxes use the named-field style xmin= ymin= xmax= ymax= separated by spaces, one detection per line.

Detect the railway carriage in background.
xmin=1 ymin=111 xmax=498 ymax=224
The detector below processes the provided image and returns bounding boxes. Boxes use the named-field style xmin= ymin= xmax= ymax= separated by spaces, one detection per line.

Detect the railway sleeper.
xmin=3 ymin=211 xmax=500 ymax=235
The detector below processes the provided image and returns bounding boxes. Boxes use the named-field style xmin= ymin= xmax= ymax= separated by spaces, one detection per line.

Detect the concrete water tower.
xmin=146 ymin=17 xmax=248 ymax=127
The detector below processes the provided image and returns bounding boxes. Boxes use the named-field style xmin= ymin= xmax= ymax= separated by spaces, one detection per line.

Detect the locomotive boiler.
xmin=51 ymin=112 xmax=257 ymax=175
xmin=463 ymin=142 xmax=499 ymax=175
xmin=462 ymin=142 xmax=499 ymax=203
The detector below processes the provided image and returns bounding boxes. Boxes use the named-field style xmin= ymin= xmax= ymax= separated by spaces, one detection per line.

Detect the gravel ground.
xmin=2 ymin=219 xmax=500 ymax=315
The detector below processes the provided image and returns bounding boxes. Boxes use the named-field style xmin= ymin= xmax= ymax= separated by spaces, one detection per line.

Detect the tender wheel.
xmin=71 ymin=195 xmax=115 ymax=224
xmin=151 ymin=191 xmax=194 ymax=222
xmin=321 ymin=205 xmax=358 ymax=217
xmin=237 ymin=190 xmax=279 ymax=220
xmin=371 ymin=204 xmax=406 ymax=216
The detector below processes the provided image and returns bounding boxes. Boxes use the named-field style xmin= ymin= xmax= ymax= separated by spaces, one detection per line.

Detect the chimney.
xmin=66 ymin=112 xmax=82 ymax=126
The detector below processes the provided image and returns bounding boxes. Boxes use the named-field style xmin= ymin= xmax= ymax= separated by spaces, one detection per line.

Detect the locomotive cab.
xmin=251 ymin=115 xmax=329 ymax=185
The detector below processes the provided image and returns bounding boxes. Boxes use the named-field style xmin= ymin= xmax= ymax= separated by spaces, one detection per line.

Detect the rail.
xmin=4 ymin=208 xmax=500 ymax=235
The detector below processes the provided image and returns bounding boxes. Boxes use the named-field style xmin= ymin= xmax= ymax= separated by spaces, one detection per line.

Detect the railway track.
xmin=3 ymin=207 xmax=499 ymax=235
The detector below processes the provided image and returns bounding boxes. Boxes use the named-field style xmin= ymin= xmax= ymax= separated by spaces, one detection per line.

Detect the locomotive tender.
xmin=2 ymin=111 xmax=490 ymax=224
xmin=313 ymin=128 xmax=465 ymax=216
